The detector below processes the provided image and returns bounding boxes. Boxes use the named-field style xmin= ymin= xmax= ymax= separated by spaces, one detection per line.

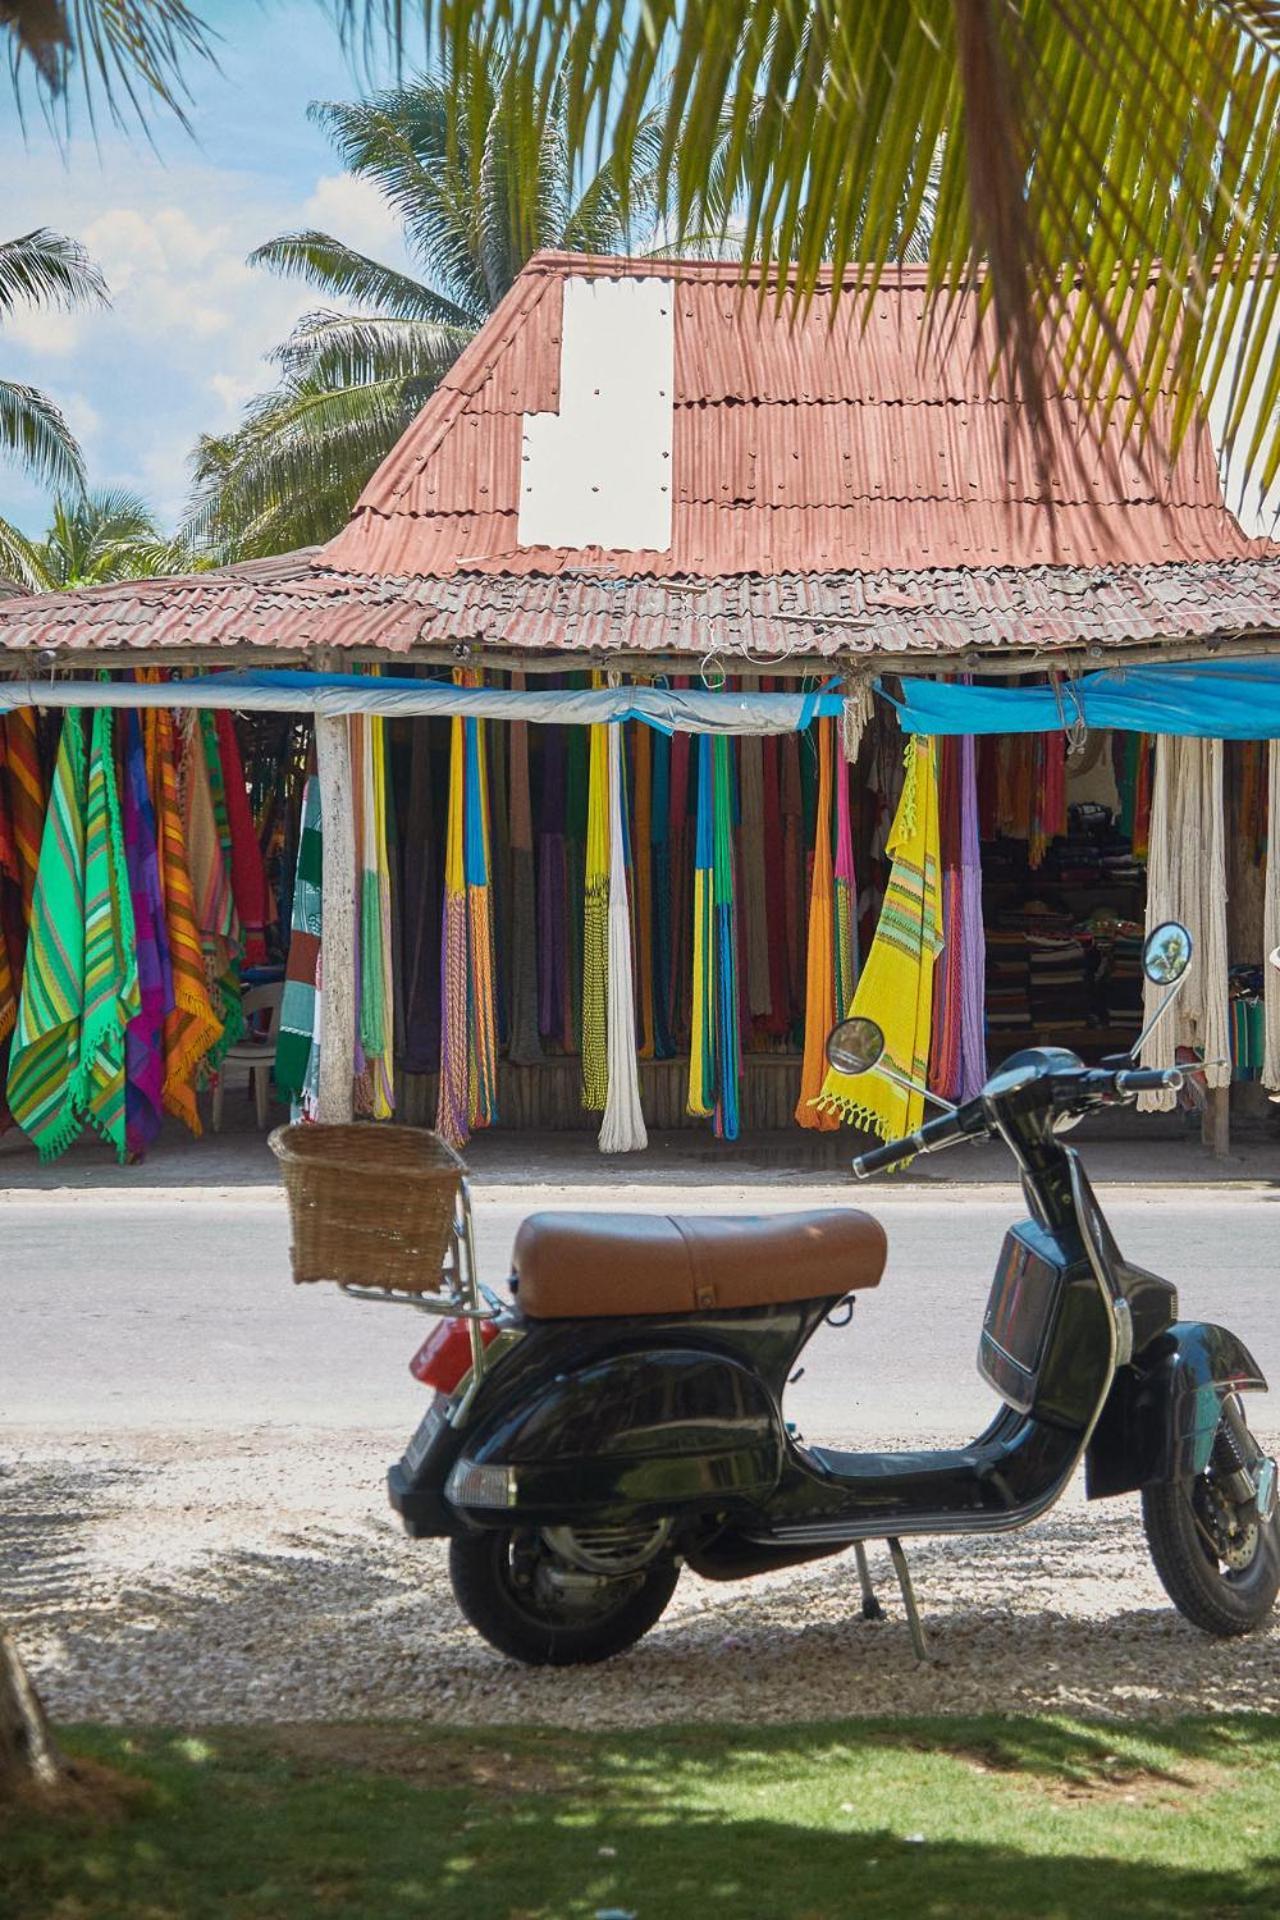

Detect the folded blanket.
xmin=6 ymin=711 xmax=87 ymax=1159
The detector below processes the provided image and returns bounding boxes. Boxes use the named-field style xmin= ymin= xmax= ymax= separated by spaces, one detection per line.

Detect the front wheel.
xmin=1142 ymin=1400 xmax=1279 ymax=1636
xmin=449 ymin=1527 xmax=680 ymax=1666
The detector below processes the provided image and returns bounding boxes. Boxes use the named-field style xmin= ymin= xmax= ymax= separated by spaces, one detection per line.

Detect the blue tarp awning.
xmin=883 ymin=656 xmax=1280 ymax=739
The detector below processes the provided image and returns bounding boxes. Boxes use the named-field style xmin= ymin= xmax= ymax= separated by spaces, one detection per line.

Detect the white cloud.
xmin=2 ymin=305 xmax=83 ymax=356
xmin=302 ymin=172 xmax=405 ymax=261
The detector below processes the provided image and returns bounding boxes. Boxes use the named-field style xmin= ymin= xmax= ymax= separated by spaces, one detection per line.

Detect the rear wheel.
xmin=1142 ymin=1400 xmax=1279 ymax=1636
xmin=449 ymin=1526 xmax=680 ymax=1666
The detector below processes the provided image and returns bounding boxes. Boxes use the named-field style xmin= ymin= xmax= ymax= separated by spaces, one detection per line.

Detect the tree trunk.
xmin=0 ymin=1627 xmax=64 ymax=1803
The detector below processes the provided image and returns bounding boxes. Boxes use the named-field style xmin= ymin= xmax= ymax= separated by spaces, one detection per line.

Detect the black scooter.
xmin=386 ymin=919 xmax=1279 ymax=1665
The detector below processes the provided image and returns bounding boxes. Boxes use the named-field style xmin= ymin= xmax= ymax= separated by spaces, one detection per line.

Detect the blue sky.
xmin=0 ymin=0 xmax=417 ymax=535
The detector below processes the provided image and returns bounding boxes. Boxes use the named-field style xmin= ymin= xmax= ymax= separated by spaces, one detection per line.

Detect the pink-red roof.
xmin=323 ymin=252 xmax=1271 ymax=579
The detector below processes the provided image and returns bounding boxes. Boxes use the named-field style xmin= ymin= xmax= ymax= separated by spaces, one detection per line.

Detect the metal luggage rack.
xmin=338 ymin=1177 xmax=508 ymax=1383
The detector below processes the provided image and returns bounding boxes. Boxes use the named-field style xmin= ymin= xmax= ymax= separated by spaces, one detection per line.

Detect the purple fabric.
xmin=956 ymin=732 xmax=988 ymax=1100
xmin=536 ymin=729 xmax=568 ymax=1043
xmin=123 ymin=710 xmax=174 ymax=1159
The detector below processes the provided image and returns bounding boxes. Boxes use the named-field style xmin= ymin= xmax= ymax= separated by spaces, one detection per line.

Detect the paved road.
xmin=4 ymin=1181 xmax=1279 ymax=1443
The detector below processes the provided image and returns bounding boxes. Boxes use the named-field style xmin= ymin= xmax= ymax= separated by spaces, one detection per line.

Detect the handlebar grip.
xmin=1114 ymin=1065 xmax=1184 ymax=1095
xmin=851 ymin=1136 xmax=917 ymax=1179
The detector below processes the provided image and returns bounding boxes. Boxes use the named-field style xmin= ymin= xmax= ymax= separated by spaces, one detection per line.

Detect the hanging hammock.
xmin=146 ymin=705 xmax=224 ymax=1135
xmin=818 ymin=736 xmax=944 ymax=1142
xmin=599 ymin=722 xmax=647 ymax=1153
xmin=796 ymin=716 xmax=840 ymax=1132
xmin=688 ymin=733 xmax=741 ymax=1139
xmin=581 ymin=720 xmax=610 ymax=1112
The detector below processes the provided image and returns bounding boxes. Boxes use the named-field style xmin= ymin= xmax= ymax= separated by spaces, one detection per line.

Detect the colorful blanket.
xmin=215 ymin=710 xmax=273 ymax=965
xmin=275 ymin=774 xmax=323 ymax=1111
xmin=75 ymin=707 xmax=140 ymax=1160
xmin=123 ymin=711 xmax=173 ymax=1159
xmin=796 ymin=717 xmax=840 ymax=1132
xmin=5 ymin=711 xmax=87 ymax=1159
xmin=146 ymin=706 xmax=223 ymax=1135
xmin=819 ymin=736 xmax=944 ymax=1141
xmin=183 ymin=712 xmax=243 ymax=1060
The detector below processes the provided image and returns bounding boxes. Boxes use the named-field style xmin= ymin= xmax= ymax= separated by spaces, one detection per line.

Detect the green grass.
xmin=5 ymin=1716 xmax=1280 ymax=1919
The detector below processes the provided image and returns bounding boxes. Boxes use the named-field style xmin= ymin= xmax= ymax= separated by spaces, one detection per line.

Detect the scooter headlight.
xmin=446 ymin=1458 xmax=518 ymax=1510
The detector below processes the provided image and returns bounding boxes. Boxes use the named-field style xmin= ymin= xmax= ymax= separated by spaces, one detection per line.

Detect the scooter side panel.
xmin=1085 ymin=1321 xmax=1269 ymax=1499
xmin=457 ymin=1346 xmax=785 ymax=1523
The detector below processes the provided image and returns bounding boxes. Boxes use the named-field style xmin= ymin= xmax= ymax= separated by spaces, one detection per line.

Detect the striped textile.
xmin=275 ymin=774 xmax=322 ymax=1111
xmin=581 ymin=721 xmax=610 ymax=1112
xmin=355 ymin=713 xmax=395 ymax=1118
xmin=819 ymin=736 xmax=944 ymax=1142
xmin=436 ymin=715 xmax=470 ymax=1146
xmin=795 ymin=716 xmax=840 ymax=1132
xmin=146 ymin=706 xmax=223 ymax=1134
xmin=215 ymin=710 xmax=273 ymax=965
xmin=75 ymin=706 xmax=139 ymax=1160
xmin=687 ymin=734 xmax=741 ymax=1139
xmin=123 ymin=710 xmax=173 ymax=1159
xmin=183 ymin=713 xmax=243 ymax=1062
xmin=5 ymin=708 xmax=44 ymax=929
xmin=6 ymin=711 xmax=87 ymax=1159
xmin=465 ymin=713 xmax=498 ymax=1130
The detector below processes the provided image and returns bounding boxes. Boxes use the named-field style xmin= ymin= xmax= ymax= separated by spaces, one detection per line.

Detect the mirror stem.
xmin=875 ymin=1061 xmax=958 ymax=1115
xmin=1130 ymin=975 xmax=1189 ymax=1064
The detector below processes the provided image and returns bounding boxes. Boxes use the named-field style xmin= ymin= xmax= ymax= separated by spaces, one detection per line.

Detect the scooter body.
xmin=390 ymin=1122 xmax=1262 ymax=1565
xmin=386 ymin=930 xmax=1279 ymax=1662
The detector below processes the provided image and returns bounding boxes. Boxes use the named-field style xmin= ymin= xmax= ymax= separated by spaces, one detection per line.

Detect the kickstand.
xmin=886 ymin=1536 xmax=930 ymax=1663
xmin=853 ymin=1541 xmax=885 ymax=1621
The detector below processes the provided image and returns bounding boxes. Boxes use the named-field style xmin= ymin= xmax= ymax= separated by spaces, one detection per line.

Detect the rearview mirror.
xmin=825 ymin=1016 xmax=885 ymax=1078
xmin=1142 ymin=921 xmax=1193 ymax=987
xmin=1269 ymin=945 xmax=1280 ymax=973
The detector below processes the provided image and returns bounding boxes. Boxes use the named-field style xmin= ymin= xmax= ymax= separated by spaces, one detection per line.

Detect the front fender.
xmin=456 ymin=1345 xmax=784 ymax=1523
xmin=1086 ymin=1321 xmax=1267 ymax=1500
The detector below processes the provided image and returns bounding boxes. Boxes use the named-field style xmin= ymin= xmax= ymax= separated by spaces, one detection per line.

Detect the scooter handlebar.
xmin=1112 ymin=1065 xmax=1184 ymax=1096
xmin=851 ymin=1105 xmax=973 ymax=1180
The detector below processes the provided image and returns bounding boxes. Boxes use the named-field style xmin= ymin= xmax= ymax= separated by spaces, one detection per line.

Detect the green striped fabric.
xmin=75 ymin=707 xmax=139 ymax=1159
xmin=5 ymin=711 xmax=88 ymax=1159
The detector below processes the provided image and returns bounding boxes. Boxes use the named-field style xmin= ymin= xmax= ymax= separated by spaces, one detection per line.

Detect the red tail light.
xmin=410 ymin=1317 xmax=499 ymax=1394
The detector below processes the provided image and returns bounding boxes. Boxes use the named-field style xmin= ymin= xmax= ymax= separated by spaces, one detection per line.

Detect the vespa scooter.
xmin=386 ymin=918 xmax=1278 ymax=1665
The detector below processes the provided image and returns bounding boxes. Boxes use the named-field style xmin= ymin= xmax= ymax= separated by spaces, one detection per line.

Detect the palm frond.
xmin=249 ymin=231 xmax=477 ymax=328
xmin=417 ymin=0 xmax=1280 ymax=491
xmin=4 ymin=0 xmax=215 ymax=133
xmin=0 ymin=378 xmax=85 ymax=493
xmin=271 ymin=308 xmax=475 ymax=386
xmin=0 ymin=229 xmax=109 ymax=314
xmin=187 ymin=371 xmax=418 ymax=558
xmin=0 ymin=512 xmax=50 ymax=592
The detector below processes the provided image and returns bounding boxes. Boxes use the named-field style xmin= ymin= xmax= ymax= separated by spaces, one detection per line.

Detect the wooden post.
xmin=314 ymin=712 xmax=356 ymax=1123
xmin=1202 ymin=1083 xmax=1232 ymax=1160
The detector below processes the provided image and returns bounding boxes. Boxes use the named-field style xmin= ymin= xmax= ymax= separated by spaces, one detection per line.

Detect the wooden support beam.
xmin=314 ymin=712 xmax=356 ymax=1124
xmin=1202 ymin=1083 xmax=1231 ymax=1160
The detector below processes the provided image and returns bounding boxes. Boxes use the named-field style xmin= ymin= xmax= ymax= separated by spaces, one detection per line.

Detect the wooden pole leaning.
xmin=315 ymin=711 xmax=357 ymax=1123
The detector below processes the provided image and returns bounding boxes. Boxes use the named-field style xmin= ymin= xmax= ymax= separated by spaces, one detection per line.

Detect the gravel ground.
xmin=4 ymin=1424 xmax=1278 ymax=1728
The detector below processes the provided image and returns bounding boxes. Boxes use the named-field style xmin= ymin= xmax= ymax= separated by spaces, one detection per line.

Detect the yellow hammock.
xmin=818 ymin=736 xmax=943 ymax=1141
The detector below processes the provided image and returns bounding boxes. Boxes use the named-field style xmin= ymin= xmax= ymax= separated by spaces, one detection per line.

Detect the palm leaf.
xmin=4 ymin=0 xmax=215 ymax=132
xmin=0 ymin=378 xmax=85 ymax=493
xmin=249 ymin=232 xmax=477 ymax=328
xmin=415 ymin=0 xmax=1280 ymax=492
xmin=271 ymin=308 xmax=475 ymax=387
xmin=0 ymin=513 xmax=49 ymax=592
xmin=0 ymin=229 xmax=109 ymax=315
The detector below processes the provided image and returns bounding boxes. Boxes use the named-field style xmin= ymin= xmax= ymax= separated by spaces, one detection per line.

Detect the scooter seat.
xmin=511 ymin=1210 xmax=887 ymax=1319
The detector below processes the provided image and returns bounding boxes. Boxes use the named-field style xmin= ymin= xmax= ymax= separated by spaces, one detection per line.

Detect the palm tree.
xmin=187 ymin=41 xmax=664 ymax=560
xmin=0 ymin=230 xmax=107 ymax=591
xmin=17 ymin=488 xmax=203 ymax=592
xmin=419 ymin=2 xmax=1280 ymax=513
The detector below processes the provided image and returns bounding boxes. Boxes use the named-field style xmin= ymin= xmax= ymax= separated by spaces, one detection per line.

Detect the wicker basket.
xmin=270 ymin=1123 xmax=466 ymax=1292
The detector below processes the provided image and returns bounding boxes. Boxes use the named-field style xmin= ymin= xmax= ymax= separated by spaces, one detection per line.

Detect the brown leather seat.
xmin=511 ymin=1210 xmax=887 ymax=1319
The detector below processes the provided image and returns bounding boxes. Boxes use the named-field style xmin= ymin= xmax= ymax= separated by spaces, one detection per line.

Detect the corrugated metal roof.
xmin=7 ymin=554 xmax=1280 ymax=664
xmin=323 ymin=251 xmax=1274 ymax=580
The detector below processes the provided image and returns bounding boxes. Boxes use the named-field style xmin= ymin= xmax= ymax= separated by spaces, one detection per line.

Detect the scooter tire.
xmin=1142 ymin=1455 xmax=1280 ymax=1638
xmin=449 ymin=1528 xmax=680 ymax=1666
